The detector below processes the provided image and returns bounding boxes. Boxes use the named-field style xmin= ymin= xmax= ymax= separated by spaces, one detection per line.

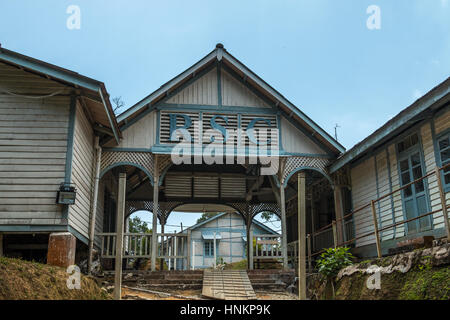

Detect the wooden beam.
xmin=298 ymin=171 xmax=306 ymax=300
xmin=151 ymin=155 xmax=159 ymax=271
xmin=114 ymin=172 xmax=126 ymax=300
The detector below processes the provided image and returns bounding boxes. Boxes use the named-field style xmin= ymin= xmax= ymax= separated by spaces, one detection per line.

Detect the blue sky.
xmin=1 ymin=1 xmax=448 ymax=230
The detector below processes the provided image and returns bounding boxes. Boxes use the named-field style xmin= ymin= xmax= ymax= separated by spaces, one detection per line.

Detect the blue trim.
xmin=67 ymin=226 xmax=89 ymax=245
xmin=100 ymin=161 xmax=154 ymax=186
xmin=283 ymin=166 xmax=334 ymax=188
xmin=158 ymin=104 xmax=278 ymax=115
xmin=150 ymin=144 xmax=282 ymax=156
xmin=277 ymin=113 xmax=282 ymax=148
xmin=279 ymin=151 xmax=334 ymax=158
xmin=217 ymin=61 xmax=222 ymax=106
xmin=433 ymin=121 xmax=450 ymax=192
xmin=280 ymin=110 xmax=336 ymax=157
xmin=103 ymin=147 xmax=152 ymax=153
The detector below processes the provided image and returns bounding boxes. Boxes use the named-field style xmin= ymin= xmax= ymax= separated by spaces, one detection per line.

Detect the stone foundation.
xmin=47 ymin=232 xmax=76 ymax=268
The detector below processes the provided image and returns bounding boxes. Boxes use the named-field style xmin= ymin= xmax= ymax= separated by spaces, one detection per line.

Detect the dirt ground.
xmin=122 ymin=287 xmax=297 ymax=300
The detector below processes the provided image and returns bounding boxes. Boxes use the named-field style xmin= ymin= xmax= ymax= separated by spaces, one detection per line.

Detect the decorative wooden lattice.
xmin=126 ymin=200 xmax=183 ymax=224
xmin=101 ymin=151 xmax=154 ymax=179
xmin=281 ymin=156 xmax=330 ymax=184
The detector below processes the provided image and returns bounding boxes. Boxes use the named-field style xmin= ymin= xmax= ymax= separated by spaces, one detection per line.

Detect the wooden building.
xmin=0 ymin=44 xmax=448 ymax=299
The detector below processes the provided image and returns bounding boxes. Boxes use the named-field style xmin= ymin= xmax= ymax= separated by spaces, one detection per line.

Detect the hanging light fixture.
xmin=56 ymin=182 xmax=77 ymax=205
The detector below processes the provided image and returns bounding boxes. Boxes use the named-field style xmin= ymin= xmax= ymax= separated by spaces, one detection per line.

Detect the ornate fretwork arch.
xmin=281 ymin=156 xmax=331 ymax=186
xmin=100 ymin=151 xmax=154 ymax=183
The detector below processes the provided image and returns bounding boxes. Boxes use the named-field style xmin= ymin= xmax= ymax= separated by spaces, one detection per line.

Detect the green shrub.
xmin=316 ymin=247 xmax=354 ymax=279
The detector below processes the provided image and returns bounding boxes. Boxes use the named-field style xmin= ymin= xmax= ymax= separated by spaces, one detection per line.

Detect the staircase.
xmin=247 ymin=269 xmax=295 ymax=292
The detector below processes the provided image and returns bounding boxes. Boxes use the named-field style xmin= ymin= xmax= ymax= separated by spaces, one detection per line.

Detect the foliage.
xmin=316 ymin=247 xmax=354 ymax=279
xmin=196 ymin=212 xmax=220 ymax=224
xmin=128 ymin=216 xmax=151 ymax=234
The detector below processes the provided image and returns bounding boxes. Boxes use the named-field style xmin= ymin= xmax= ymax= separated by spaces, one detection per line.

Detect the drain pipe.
xmin=88 ymin=136 xmax=102 ymax=274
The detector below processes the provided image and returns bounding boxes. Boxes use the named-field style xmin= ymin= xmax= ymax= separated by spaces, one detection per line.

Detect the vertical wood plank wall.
xmin=0 ymin=95 xmax=69 ymax=225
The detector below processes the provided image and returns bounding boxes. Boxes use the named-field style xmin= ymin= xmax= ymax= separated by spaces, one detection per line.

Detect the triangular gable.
xmin=117 ymin=44 xmax=345 ymax=155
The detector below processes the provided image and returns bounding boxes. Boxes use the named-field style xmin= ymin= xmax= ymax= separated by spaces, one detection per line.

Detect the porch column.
xmin=246 ymin=205 xmax=253 ymax=270
xmin=151 ymin=155 xmax=159 ymax=271
xmin=280 ymin=184 xmax=288 ymax=269
xmin=333 ymin=186 xmax=344 ymax=245
xmin=88 ymin=136 xmax=101 ymax=274
xmin=160 ymin=219 xmax=165 ymax=270
xmin=297 ymin=171 xmax=306 ymax=300
xmin=114 ymin=172 xmax=126 ymax=300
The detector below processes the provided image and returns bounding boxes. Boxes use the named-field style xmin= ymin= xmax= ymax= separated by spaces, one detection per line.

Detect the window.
xmin=397 ymin=133 xmax=419 ymax=154
xmin=204 ymin=241 xmax=214 ymax=257
xmin=437 ymin=133 xmax=450 ymax=188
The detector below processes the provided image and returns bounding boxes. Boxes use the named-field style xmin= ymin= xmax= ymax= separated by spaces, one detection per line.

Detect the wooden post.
xmin=371 ymin=200 xmax=382 ymax=258
xmin=249 ymin=227 xmax=254 ymax=270
xmin=332 ymin=220 xmax=337 ymax=248
xmin=435 ymin=167 xmax=450 ymax=241
xmin=88 ymin=136 xmax=101 ymax=274
xmin=174 ymin=231 xmax=177 ymax=271
xmin=187 ymin=229 xmax=191 ymax=270
xmin=151 ymin=155 xmax=159 ymax=271
xmin=160 ymin=221 xmax=165 ymax=270
xmin=297 ymin=171 xmax=306 ymax=300
xmin=213 ymin=232 xmax=217 ymax=269
xmin=310 ymin=197 xmax=315 ymax=252
xmin=280 ymin=184 xmax=288 ymax=269
xmin=307 ymin=234 xmax=312 ymax=273
xmin=333 ymin=186 xmax=344 ymax=245
xmin=192 ymin=240 xmax=195 ymax=270
xmin=114 ymin=172 xmax=126 ymax=300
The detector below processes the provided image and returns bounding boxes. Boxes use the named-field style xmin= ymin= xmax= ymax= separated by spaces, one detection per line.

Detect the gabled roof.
xmin=118 ymin=44 xmax=345 ymax=155
xmin=0 ymin=47 xmax=121 ymax=143
xmin=330 ymin=77 xmax=450 ymax=173
xmin=185 ymin=212 xmax=279 ymax=235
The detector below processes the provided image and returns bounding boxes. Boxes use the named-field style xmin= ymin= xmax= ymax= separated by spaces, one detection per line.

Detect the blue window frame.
xmin=204 ymin=241 xmax=214 ymax=257
xmin=396 ymin=133 xmax=431 ymax=234
xmin=437 ymin=133 xmax=450 ymax=190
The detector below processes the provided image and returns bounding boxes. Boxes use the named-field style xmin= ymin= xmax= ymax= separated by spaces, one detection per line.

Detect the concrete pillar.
xmin=160 ymin=221 xmax=165 ymax=270
xmin=298 ymin=171 xmax=306 ymax=300
xmin=114 ymin=172 xmax=127 ymax=300
xmin=333 ymin=186 xmax=344 ymax=245
xmin=47 ymin=232 xmax=76 ymax=268
xmin=280 ymin=185 xmax=288 ymax=269
xmin=151 ymin=155 xmax=159 ymax=271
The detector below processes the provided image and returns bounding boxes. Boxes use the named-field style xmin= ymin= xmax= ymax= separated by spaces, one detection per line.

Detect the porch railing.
xmin=98 ymin=232 xmax=191 ymax=270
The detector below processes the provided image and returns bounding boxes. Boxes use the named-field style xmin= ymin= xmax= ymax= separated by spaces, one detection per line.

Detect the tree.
xmin=112 ymin=96 xmax=125 ymax=115
xmin=128 ymin=216 xmax=151 ymax=234
xmin=196 ymin=212 xmax=220 ymax=224
xmin=260 ymin=211 xmax=276 ymax=222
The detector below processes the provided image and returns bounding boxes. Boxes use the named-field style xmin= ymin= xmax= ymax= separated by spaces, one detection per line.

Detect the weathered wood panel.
xmin=221 ymin=70 xmax=270 ymax=108
xmin=68 ymin=102 xmax=94 ymax=239
xmin=167 ymin=68 xmax=218 ymax=105
xmin=375 ymin=151 xmax=395 ymax=241
xmin=0 ymin=95 xmax=69 ymax=225
xmin=351 ymin=158 xmax=378 ymax=247
xmin=280 ymin=117 xmax=327 ymax=155
xmin=110 ymin=111 xmax=157 ymax=149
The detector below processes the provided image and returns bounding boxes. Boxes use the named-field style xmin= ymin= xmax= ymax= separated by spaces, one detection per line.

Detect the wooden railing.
xmin=250 ymin=234 xmax=283 ymax=269
xmin=293 ymin=164 xmax=450 ymax=262
xmin=98 ymin=231 xmax=191 ymax=270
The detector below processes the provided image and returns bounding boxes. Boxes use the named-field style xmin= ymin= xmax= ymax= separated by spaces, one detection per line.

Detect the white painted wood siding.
xmin=280 ymin=117 xmax=327 ymax=155
xmin=68 ymin=102 xmax=94 ymax=239
xmin=167 ymin=68 xmax=218 ymax=105
xmin=351 ymin=158 xmax=378 ymax=247
xmin=110 ymin=111 xmax=157 ymax=149
xmin=0 ymin=95 xmax=69 ymax=225
xmin=221 ymin=70 xmax=270 ymax=108
xmin=375 ymin=151 xmax=395 ymax=240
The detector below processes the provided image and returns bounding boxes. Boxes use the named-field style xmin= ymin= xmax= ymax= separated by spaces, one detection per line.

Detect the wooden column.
xmin=297 ymin=171 xmax=306 ymax=300
xmin=88 ymin=136 xmax=101 ymax=274
xmin=371 ymin=200 xmax=382 ymax=258
xmin=280 ymin=184 xmax=288 ymax=269
xmin=435 ymin=167 xmax=450 ymax=241
xmin=160 ymin=220 xmax=165 ymax=270
xmin=187 ymin=229 xmax=191 ymax=270
xmin=310 ymin=197 xmax=315 ymax=252
xmin=333 ymin=186 xmax=344 ymax=245
xmin=151 ymin=156 xmax=159 ymax=271
xmin=249 ymin=224 xmax=254 ymax=270
xmin=114 ymin=172 xmax=126 ymax=300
